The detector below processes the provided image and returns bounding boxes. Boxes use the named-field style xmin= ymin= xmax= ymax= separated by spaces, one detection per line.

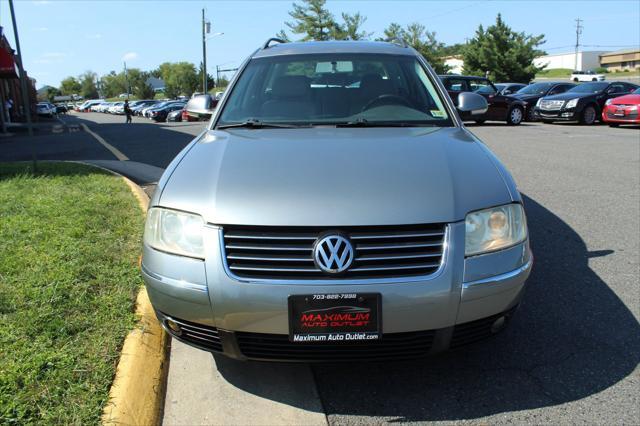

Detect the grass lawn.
xmin=536 ymin=67 xmax=640 ymax=79
xmin=0 ymin=162 xmax=144 ymax=424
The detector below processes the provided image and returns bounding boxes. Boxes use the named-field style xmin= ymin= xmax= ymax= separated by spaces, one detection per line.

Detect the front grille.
xmin=222 ymin=224 xmax=446 ymax=280
xmin=606 ymin=111 xmax=638 ymax=121
xmin=236 ymin=331 xmax=435 ymax=361
xmin=163 ymin=315 xmax=223 ymax=352
xmin=539 ymin=99 xmax=565 ymax=110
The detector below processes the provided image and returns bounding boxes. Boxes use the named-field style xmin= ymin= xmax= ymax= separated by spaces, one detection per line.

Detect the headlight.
xmin=536 ymin=98 xmax=543 ymax=107
xmin=144 ymin=207 xmax=205 ymax=258
xmin=565 ymin=99 xmax=578 ymax=108
xmin=605 ymin=98 xmax=613 ymax=106
xmin=465 ymin=203 xmax=527 ymax=256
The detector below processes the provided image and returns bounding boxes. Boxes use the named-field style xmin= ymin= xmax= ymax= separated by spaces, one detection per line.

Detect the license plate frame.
xmin=288 ymin=293 xmax=382 ymax=343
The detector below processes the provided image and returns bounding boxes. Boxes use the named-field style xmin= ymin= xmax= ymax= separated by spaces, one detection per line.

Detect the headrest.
xmin=271 ymin=76 xmax=310 ymax=98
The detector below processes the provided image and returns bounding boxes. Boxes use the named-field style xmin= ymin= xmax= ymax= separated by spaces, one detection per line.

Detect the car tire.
xmin=507 ymin=106 xmax=524 ymax=125
xmin=592 ymin=78 xmax=597 ymax=82
xmin=573 ymin=78 xmax=579 ymax=82
xmin=580 ymin=105 xmax=597 ymax=125
xmin=474 ymin=119 xmax=486 ymax=124
xmin=526 ymin=108 xmax=537 ymax=122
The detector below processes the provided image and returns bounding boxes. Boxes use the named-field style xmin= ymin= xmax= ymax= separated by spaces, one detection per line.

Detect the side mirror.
xmin=503 ymin=90 xmax=512 ymax=95
xmin=457 ymin=92 xmax=488 ymax=115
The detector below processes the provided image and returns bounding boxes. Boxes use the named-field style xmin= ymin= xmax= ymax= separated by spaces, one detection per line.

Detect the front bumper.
xmin=141 ymin=222 xmax=532 ymax=361
xmin=602 ymin=107 xmax=640 ymax=124
xmin=535 ymin=108 xmax=578 ymax=121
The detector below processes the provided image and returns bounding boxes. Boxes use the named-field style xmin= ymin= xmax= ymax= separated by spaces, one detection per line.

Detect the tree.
xmin=156 ymin=62 xmax=199 ymax=98
xmin=59 ymin=77 xmax=81 ymax=96
xmin=79 ymin=71 xmax=99 ymax=99
xmin=380 ymin=22 xmax=448 ymax=74
xmin=100 ymin=71 xmax=127 ymax=98
xmin=462 ymin=14 xmax=546 ymax=82
xmin=275 ymin=29 xmax=291 ymax=42
xmin=286 ymin=0 xmax=336 ymax=41
xmin=332 ymin=12 xmax=371 ymax=40
xmin=197 ymin=62 xmax=215 ymax=90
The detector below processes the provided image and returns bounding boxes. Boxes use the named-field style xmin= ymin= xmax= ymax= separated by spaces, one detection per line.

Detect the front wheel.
xmin=507 ymin=106 xmax=524 ymax=125
xmin=580 ymin=105 xmax=597 ymax=125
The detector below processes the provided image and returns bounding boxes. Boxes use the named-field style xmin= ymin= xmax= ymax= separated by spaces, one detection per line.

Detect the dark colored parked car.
xmin=439 ymin=75 xmax=527 ymax=125
xmin=185 ymin=94 xmax=218 ymax=121
xmin=494 ymin=83 xmax=527 ymax=96
xmin=511 ymin=82 xmax=576 ymax=121
xmin=150 ymin=103 xmax=186 ymax=122
xmin=534 ymin=81 xmax=638 ymax=125
xmin=167 ymin=107 xmax=184 ymax=122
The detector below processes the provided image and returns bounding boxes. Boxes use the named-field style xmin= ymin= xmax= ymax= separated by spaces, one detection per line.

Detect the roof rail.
xmin=262 ymin=38 xmax=287 ymax=49
xmin=390 ymin=38 xmax=409 ymax=48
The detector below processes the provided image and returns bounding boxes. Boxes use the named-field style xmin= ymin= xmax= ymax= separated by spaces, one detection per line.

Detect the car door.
xmin=470 ymin=79 xmax=504 ymax=120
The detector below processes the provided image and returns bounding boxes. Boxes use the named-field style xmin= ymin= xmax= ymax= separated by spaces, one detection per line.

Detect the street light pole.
xmin=202 ymin=8 xmax=207 ymax=93
xmin=8 ymin=0 xmax=33 ymax=137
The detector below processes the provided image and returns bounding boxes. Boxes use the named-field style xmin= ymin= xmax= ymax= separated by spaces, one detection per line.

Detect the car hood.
xmin=511 ymin=93 xmax=542 ymax=101
xmin=544 ymin=92 xmax=595 ymax=101
xmin=610 ymin=94 xmax=640 ymax=105
xmin=158 ymin=127 xmax=514 ymax=226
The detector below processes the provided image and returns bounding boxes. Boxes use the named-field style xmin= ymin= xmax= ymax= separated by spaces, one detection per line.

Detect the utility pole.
xmin=216 ymin=65 xmax=220 ymax=88
xmin=123 ymin=62 xmax=131 ymax=99
xmin=8 ymin=0 xmax=33 ymax=138
xmin=202 ymin=8 xmax=208 ymax=94
xmin=574 ymin=18 xmax=583 ymax=71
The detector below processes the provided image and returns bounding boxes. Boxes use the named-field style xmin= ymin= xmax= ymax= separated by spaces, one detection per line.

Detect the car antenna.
xmin=262 ymin=38 xmax=287 ymax=50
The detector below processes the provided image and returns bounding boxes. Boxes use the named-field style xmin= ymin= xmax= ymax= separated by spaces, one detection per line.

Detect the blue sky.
xmin=1 ymin=0 xmax=638 ymax=88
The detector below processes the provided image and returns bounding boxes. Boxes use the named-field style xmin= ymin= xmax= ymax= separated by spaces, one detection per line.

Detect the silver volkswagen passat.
xmin=141 ymin=39 xmax=532 ymax=361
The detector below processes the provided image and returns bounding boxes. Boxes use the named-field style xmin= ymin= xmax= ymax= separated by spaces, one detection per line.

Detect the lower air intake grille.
xmin=236 ymin=331 xmax=435 ymax=361
xmin=164 ymin=315 xmax=222 ymax=352
xmin=222 ymin=223 xmax=446 ymax=280
xmin=450 ymin=308 xmax=517 ymax=349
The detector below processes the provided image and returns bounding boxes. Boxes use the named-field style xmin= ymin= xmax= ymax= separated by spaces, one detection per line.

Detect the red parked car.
xmin=602 ymin=87 xmax=640 ymax=126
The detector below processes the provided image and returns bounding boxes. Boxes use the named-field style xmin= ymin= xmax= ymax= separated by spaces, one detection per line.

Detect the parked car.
xmin=78 ymin=99 xmax=104 ymax=112
xmin=535 ymin=81 xmax=638 ymax=124
xmin=602 ymin=87 xmax=640 ymax=126
xmin=108 ymin=102 xmax=124 ymax=114
xmin=55 ymin=104 xmax=68 ymax=114
xmin=439 ymin=75 xmax=527 ymax=125
xmin=150 ymin=103 xmax=185 ymax=122
xmin=571 ymin=70 xmax=606 ymax=82
xmin=167 ymin=107 xmax=184 ymax=122
xmin=144 ymin=101 xmax=183 ymax=118
xmin=184 ymin=94 xmax=218 ymax=121
xmin=494 ymin=83 xmax=527 ymax=95
xmin=141 ymin=39 xmax=532 ymax=362
xmin=36 ymin=102 xmax=56 ymax=117
xmin=131 ymin=100 xmax=158 ymax=115
xmin=511 ymin=82 xmax=576 ymax=121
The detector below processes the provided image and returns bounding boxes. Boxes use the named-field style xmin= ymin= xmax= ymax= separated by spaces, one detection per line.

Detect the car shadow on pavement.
xmin=214 ymin=194 xmax=639 ymax=422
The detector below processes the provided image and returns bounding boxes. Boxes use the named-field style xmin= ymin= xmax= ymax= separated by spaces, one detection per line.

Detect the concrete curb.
xmin=72 ymin=162 xmax=169 ymax=426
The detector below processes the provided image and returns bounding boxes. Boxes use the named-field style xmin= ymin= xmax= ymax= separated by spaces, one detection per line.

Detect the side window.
xmin=610 ymin=84 xmax=625 ymax=94
xmin=470 ymin=80 xmax=496 ymax=95
xmin=443 ymin=78 xmax=466 ymax=92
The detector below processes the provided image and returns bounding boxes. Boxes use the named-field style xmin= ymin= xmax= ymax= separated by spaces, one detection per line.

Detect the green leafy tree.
xmin=286 ymin=0 xmax=336 ymax=41
xmin=332 ymin=12 xmax=372 ymax=40
xmin=156 ymin=62 xmax=199 ymax=98
xmin=462 ymin=14 xmax=546 ymax=82
xmin=380 ymin=22 xmax=448 ymax=74
xmin=197 ymin=62 xmax=215 ymax=89
xmin=59 ymin=77 xmax=81 ymax=96
xmin=100 ymin=71 xmax=127 ymax=98
xmin=275 ymin=29 xmax=291 ymax=42
xmin=79 ymin=71 xmax=99 ymax=99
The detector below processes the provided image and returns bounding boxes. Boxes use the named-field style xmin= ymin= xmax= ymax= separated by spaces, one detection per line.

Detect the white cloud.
xmin=122 ymin=52 xmax=138 ymax=62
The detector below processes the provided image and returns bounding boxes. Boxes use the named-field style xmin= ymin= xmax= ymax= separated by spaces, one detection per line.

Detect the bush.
xmin=594 ymin=67 xmax=609 ymax=74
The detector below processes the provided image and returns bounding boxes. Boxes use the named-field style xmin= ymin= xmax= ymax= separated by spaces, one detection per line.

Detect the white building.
xmin=533 ymin=51 xmax=608 ymax=71
xmin=443 ymin=56 xmax=464 ymax=74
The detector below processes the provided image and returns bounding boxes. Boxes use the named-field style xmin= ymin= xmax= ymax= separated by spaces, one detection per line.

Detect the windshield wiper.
xmin=335 ymin=118 xmax=433 ymax=128
xmin=217 ymin=119 xmax=307 ymax=130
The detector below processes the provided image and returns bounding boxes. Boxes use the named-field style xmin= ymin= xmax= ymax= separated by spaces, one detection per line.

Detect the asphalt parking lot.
xmin=2 ymin=113 xmax=638 ymax=424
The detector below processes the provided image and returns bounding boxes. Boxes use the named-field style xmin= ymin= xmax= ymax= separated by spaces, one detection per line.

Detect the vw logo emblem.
xmin=313 ymin=235 xmax=354 ymax=274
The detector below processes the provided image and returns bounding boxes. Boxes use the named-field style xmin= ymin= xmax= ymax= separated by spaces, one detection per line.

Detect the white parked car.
xmin=571 ymin=70 xmax=606 ymax=82
xmin=108 ymin=102 xmax=124 ymax=114
xmin=36 ymin=102 xmax=56 ymax=117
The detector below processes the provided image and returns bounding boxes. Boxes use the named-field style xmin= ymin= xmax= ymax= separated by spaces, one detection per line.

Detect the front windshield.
xmin=217 ymin=53 xmax=452 ymax=127
xmin=516 ymin=82 xmax=552 ymax=95
xmin=567 ymin=82 xmax=608 ymax=94
xmin=633 ymin=88 xmax=640 ymax=95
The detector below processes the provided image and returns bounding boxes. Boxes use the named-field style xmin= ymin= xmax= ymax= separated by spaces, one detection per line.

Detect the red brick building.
xmin=0 ymin=25 xmax=37 ymax=124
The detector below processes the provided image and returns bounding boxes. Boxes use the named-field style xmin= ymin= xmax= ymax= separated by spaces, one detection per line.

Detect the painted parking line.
xmin=79 ymin=122 xmax=129 ymax=161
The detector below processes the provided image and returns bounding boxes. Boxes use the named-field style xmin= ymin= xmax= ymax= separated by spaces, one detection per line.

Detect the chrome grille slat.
xmin=222 ymin=224 xmax=446 ymax=280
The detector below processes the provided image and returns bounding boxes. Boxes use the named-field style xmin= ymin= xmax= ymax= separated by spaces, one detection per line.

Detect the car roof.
xmin=252 ymin=40 xmax=415 ymax=59
xmin=439 ymin=75 xmax=489 ymax=80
